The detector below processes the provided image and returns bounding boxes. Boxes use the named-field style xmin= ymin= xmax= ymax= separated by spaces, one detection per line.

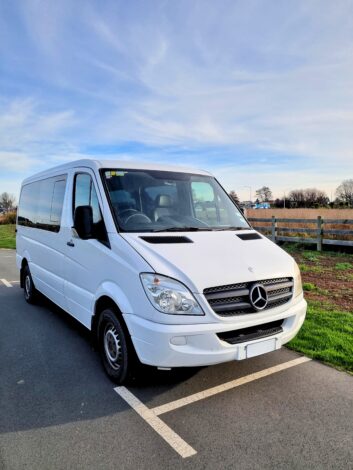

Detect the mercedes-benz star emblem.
xmin=249 ymin=283 xmax=268 ymax=310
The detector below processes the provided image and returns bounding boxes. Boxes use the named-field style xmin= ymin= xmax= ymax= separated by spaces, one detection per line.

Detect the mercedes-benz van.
xmin=16 ymin=160 xmax=306 ymax=383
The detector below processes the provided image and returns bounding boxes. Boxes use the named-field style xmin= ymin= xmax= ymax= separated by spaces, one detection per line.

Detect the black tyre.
xmin=98 ymin=308 xmax=136 ymax=384
xmin=23 ymin=265 xmax=37 ymax=304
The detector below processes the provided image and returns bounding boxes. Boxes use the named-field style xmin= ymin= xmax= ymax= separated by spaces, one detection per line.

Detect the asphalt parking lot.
xmin=1 ymin=249 xmax=353 ymax=469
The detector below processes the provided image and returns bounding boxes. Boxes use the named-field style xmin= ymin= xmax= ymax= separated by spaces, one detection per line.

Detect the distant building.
xmin=252 ymin=202 xmax=271 ymax=209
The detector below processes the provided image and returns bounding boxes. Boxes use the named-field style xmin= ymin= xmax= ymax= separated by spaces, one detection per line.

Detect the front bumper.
xmin=124 ymin=297 xmax=307 ymax=368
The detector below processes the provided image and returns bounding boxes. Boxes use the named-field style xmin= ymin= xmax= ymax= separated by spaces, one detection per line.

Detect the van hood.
xmin=121 ymin=231 xmax=295 ymax=293
xmin=121 ymin=230 xmax=295 ymax=293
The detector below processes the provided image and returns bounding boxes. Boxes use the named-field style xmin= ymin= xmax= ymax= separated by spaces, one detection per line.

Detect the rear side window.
xmin=18 ymin=175 xmax=67 ymax=232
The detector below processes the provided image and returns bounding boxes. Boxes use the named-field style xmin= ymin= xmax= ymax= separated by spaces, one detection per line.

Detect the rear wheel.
xmin=23 ymin=265 xmax=37 ymax=304
xmin=98 ymin=308 xmax=136 ymax=384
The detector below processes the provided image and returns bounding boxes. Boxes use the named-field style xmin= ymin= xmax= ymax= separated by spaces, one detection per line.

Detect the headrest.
xmin=156 ymin=194 xmax=173 ymax=207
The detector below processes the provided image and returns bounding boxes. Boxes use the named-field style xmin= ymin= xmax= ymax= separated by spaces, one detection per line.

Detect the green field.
xmin=0 ymin=224 xmax=16 ymax=249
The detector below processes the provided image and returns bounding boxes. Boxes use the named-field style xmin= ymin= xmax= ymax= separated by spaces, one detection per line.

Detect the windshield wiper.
xmin=213 ymin=226 xmax=252 ymax=231
xmin=152 ymin=226 xmax=212 ymax=232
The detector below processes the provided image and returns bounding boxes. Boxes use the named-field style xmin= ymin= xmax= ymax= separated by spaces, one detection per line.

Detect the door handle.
xmin=67 ymin=240 xmax=75 ymax=247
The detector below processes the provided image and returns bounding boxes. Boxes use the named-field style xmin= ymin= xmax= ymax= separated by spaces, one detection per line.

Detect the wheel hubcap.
xmin=104 ymin=324 xmax=122 ymax=370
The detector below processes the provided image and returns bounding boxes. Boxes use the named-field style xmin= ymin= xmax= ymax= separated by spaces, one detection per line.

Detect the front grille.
xmin=217 ymin=320 xmax=284 ymax=344
xmin=204 ymin=277 xmax=293 ymax=317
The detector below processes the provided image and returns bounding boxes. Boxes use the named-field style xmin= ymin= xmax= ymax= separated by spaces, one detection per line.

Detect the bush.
xmin=0 ymin=211 xmax=17 ymax=225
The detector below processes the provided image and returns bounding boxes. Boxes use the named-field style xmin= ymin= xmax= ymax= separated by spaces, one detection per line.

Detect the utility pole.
xmin=242 ymin=186 xmax=252 ymax=204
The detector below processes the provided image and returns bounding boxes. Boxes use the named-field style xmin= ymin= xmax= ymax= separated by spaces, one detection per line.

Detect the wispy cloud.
xmin=0 ymin=0 xmax=353 ymax=199
xmin=0 ymin=98 xmax=77 ymax=173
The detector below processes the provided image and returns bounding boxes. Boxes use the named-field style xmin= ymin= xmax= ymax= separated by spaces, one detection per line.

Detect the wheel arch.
xmin=92 ymin=295 xmax=131 ymax=344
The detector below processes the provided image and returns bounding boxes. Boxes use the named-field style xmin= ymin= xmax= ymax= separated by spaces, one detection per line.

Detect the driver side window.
xmin=74 ymin=173 xmax=102 ymax=224
xmin=73 ymin=173 xmax=108 ymax=244
xmin=191 ymin=181 xmax=217 ymax=225
xmin=191 ymin=181 xmax=231 ymax=225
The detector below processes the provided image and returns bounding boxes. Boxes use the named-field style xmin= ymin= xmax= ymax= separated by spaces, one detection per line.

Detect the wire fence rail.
xmin=248 ymin=216 xmax=353 ymax=251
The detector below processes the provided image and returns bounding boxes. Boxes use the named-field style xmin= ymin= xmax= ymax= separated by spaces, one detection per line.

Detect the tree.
xmin=0 ymin=192 xmax=16 ymax=211
xmin=303 ymin=188 xmax=329 ymax=207
xmin=274 ymin=197 xmax=291 ymax=208
xmin=288 ymin=188 xmax=329 ymax=208
xmin=335 ymin=179 xmax=353 ymax=207
xmin=289 ymin=189 xmax=306 ymax=207
xmin=229 ymin=190 xmax=240 ymax=204
xmin=255 ymin=186 xmax=272 ymax=202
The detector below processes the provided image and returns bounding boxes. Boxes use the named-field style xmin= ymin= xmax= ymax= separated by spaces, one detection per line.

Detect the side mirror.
xmin=74 ymin=205 xmax=94 ymax=239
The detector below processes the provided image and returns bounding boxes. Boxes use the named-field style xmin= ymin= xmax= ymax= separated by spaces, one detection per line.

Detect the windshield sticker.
xmin=105 ymin=170 xmax=127 ymax=178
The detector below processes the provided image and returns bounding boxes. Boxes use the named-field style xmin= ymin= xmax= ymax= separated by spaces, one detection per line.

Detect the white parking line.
xmin=0 ymin=279 xmax=13 ymax=287
xmin=114 ymin=356 xmax=311 ymax=458
xmin=114 ymin=386 xmax=197 ymax=458
xmin=152 ymin=356 xmax=311 ymax=416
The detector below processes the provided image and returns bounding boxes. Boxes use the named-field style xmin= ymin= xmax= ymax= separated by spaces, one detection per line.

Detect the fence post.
xmin=317 ymin=216 xmax=323 ymax=251
xmin=271 ymin=216 xmax=277 ymax=243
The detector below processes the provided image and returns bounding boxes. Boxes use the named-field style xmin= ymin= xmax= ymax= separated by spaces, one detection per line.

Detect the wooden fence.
xmin=248 ymin=216 xmax=353 ymax=251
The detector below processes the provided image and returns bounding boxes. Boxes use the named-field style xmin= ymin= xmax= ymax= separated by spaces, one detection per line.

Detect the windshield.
xmin=101 ymin=169 xmax=250 ymax=233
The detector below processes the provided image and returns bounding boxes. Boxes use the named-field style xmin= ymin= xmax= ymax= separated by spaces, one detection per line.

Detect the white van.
xmin=16 ymin=160 xmax=306 ymax=383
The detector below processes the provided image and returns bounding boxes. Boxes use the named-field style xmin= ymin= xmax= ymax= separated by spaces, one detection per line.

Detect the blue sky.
xmin=1 ymin=0 xmax=353 ymax=200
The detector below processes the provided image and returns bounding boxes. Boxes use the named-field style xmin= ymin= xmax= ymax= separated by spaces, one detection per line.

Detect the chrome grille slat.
xmin=267 ymin=291 xmax=293 ymax=302
xmin=204 ymin=277 xmax=293 ymax=317
xmin=265 ymin=281 xmax=294 ymax=292
xmin=204 ymin=283 xmax=247 ymax=294
xmin=212 ymin=301 xmax=252 ymax=313
xmin=205 ymin=288 xmax=250 ymax=301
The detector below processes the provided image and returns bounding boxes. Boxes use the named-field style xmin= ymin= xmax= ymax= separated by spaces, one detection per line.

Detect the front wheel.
xmin=98 ymin=308 xmax=136 ymax=384
xmin=23 ymin=265 xmax=37 ymax=304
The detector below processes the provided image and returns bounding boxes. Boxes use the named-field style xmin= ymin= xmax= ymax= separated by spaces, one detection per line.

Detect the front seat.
xmin=154 ymin=194 xmax=177 ymax=221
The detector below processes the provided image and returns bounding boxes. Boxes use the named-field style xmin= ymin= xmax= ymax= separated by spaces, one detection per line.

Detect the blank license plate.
xmin=246 ymin=339 xmax=276 ymax=359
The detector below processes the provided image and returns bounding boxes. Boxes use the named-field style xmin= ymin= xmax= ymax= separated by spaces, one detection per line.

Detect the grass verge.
xmin=287 ymin=301 xmax=353 ymax=374
xmin=285 ymin=244 xmax=353 ymax=374
xmin=0 ymin=224 xmax=16 ymax=249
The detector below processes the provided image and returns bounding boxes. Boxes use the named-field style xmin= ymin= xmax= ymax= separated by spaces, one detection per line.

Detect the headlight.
xmin=293 ymin=262 xmax=303 ymax=297
xmin=140 ymin=273 xmax=204 ymax=315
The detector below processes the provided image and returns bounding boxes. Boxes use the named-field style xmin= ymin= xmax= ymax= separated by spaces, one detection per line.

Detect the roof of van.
xmin=22 ymin=159 xmax=212 ymax=184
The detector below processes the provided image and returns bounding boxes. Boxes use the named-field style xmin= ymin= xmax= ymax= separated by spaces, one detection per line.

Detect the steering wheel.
xmin=119 ymin=209 xmax=152 ymax=225
xmin=119 ymin=208 xmax=139 ymax=220
xmin=125 ymin=213 xmax=152 ymax=224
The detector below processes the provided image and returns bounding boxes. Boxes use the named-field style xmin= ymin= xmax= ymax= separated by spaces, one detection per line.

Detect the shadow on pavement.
xmin=0 ymin=289 xmax=199 ymax=434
